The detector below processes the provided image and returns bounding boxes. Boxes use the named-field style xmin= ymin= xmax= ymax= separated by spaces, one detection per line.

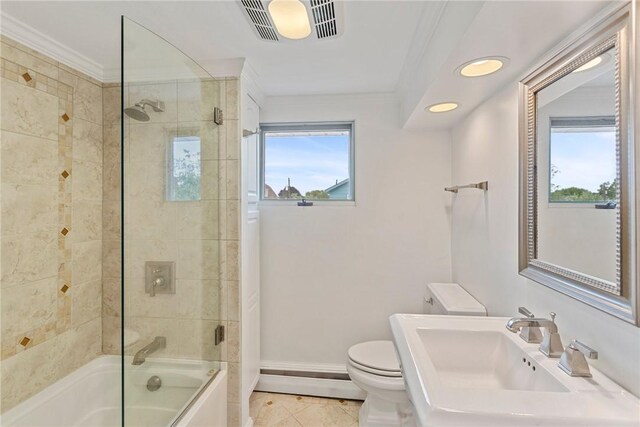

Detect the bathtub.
xmin=2 ymin=355 xmax=227 ymax=427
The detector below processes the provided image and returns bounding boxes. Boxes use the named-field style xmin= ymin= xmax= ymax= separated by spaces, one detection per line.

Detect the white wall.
xmin=450 ymin=82 xmax=640 ymax=396
xmin=259 ymin=94 xmax=452 ymax=367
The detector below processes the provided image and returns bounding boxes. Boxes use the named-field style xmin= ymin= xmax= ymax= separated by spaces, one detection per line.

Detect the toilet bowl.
xmin=346 ymin=341 xmax=412 ymax=427
xmin=347 ymin=283 xmax=486 ymax=427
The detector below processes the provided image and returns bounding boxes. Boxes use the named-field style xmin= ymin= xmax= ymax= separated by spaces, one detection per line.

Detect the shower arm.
xmin=138 ymin=99 xmax=165 ymax=112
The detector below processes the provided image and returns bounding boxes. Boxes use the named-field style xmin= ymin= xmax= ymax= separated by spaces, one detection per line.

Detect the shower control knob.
xmin=154 ymin=277 xmax=165 ymax=288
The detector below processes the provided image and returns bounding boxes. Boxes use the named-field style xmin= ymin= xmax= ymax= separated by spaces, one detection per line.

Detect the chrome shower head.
xmin=124 ymin=103 xmax=150 ymax=122
xmin=124 ymin=99 xmax=165 ymax=122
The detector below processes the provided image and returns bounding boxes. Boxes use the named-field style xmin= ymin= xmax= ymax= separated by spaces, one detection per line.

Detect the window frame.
xmin=166 ymin=131 xmax=202 ymax=202
xmin=547 ymin=116 xmax=617 ymax=204
xmin=259 ymin=121 xmax=355 ymax=203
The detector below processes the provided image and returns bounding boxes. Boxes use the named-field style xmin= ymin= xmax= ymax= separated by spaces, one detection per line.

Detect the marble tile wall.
xmin=0 ymin=36 xmax=103 ymax=412
xmin=101 ymin=77 xmax=242 ymax=425
xmin=101 ymin=83 xmax=121 ymax=354
xmin=0 ymin=36 xmax=242 ymax=422
xmin=221 ymin=77 xmax=242 ymax=427
xmin=118 ymin=78 xmax=223 ymax=362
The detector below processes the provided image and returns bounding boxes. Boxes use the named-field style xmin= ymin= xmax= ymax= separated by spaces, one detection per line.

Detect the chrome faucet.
xmin=506 ymin=312 xmax=564 ymax=357
xmin=559 ymin=340 xmax=598 ymax=377
xmin=516 ymin=307 xmax=543 ymax=343
xmin=132 ymin=336 xmax=166 ymax=365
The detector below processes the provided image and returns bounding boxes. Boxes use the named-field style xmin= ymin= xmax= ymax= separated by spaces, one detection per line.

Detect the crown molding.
xmin=0 ymin=11 xmax=104 ymax=81
xmin=0 ymin=11 xmax=253 ymax=87
xmin=198 ymin=57 xmax=246 ymax=79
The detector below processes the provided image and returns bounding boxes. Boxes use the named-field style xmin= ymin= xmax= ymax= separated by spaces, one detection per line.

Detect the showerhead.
xmin=124 ymin=99 xmax=165 ymax=122
xmin=124 ymin=104 xmax=150 ymax=122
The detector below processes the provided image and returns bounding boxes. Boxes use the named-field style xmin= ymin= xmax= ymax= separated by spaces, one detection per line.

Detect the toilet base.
xmin=358 ymin=395 xmax=416 ymax=427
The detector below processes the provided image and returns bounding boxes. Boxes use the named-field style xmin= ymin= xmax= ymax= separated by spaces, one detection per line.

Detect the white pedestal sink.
xmin=390 ymin=314 xmax=640 ymax=426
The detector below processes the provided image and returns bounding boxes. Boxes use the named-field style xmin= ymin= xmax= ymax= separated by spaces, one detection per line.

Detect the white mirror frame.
xmin=519 ymin=5 xmax=638 ymax=325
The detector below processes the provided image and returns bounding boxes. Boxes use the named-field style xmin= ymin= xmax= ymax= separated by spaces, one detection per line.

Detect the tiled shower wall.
xmin=102 ymin=78 xmax=227 ymax=359
xmin=220 ymin=78 xmax=242 ymax=427
xmin=101 ymin=83 xmax=121 ymax=354
xmin=0 ymin=36 xmax=103 ymax=411
xmin=100 ymin=78 xmax=242 ymax=425
xmin=0 ymin=36 xmax=242 ymax=423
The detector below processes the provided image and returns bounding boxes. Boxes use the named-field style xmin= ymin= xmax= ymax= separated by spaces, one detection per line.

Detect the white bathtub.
xmin=2 ymin=355 xmax=227 ymax=427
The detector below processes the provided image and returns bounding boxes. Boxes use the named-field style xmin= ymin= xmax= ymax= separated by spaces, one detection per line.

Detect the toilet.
xmin=346 ymin=283 xmax=486 ymax=427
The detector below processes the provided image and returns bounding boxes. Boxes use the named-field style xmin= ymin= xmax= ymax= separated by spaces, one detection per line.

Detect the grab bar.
xmin=445 ymin=181 xmax=488 ymax=193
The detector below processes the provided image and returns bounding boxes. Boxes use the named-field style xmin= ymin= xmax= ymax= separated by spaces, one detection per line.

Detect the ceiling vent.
xmin=239 ymin=0 xmax=343 ymax=42
xmin=240 ymin=0 xmax=279 ymax=41
xmin=310 ymin=0 xmax=337 ymax=39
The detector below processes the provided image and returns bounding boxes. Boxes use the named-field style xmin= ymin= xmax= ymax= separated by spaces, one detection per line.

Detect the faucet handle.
xmin=517 ymin=307 xmax=542 ymax=344
xmin=568 ymin=340 xmax=598 ymax=359
xmin=518 ymin=307 xmax=535 ymax=318
xmin=559 ymin=340 xmax=597 ymax=377
xmin=539 ymin=313 xmax=563 ymax=358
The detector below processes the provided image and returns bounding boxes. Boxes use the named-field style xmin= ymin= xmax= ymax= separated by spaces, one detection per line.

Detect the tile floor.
xmin=250 ymin=392 xmax=363 ymax=427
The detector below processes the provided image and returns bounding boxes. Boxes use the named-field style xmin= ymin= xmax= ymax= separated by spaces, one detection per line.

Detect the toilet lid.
xmin=347 ymin=341 xmax=401 ymax=373
xmin=348 ymin=359 xmax=403 ymax=377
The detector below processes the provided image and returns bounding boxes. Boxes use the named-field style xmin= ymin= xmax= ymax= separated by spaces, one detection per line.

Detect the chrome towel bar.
xmin=445 ymin=181 xmax=488 ymax=193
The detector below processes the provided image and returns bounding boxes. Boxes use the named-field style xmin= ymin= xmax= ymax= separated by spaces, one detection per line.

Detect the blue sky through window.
xmin=550 ymin=129 xmax=616 ymax=192
xmin=264 ymin=131 xmax=350 ymax=196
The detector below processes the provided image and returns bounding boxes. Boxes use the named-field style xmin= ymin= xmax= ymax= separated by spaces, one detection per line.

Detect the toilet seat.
xmin=346 ymin=361 xmax=406 ymax=392
xmin=347 ymin=340 xmax=402 ymax=377
xmin=348 ymin=358 xmax=403 ymax=377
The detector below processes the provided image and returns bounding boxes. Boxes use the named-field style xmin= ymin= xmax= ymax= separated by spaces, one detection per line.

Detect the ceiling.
xmin=0 ymin=0 xmax=617 ymax=130
xmin=400 ymin=0 xmax=613 ymax=130
xmin=0 ymin=1 xmax=426 ymax=96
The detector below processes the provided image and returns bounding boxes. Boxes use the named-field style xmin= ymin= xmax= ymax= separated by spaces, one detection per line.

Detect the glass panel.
xmin=535 ymin=47 xmax=618 ymax=286
xmin=549 ymin=118 xmax=617 ymax=203
xmin=262 ymin=124 xmax=353 ymax=200
xmin=122 ymin=17 xmax=223 ymax=427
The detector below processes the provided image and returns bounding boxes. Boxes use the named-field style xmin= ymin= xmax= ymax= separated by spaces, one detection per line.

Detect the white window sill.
xmin=258 ymin=200 xmax=356 ymax=207
xmin=547 ymin=202 xmax=615 ymax=209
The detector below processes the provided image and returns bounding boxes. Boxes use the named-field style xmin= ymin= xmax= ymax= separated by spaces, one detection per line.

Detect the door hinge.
xmin=214 ymin=324 xmax=225 ymax=345
xmin=213 ymin=107 xmax=224 ymax=125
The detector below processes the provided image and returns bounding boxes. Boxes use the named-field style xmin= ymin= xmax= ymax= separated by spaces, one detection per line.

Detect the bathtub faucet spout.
xmin=132 ymin=336 xmax=166 ymax=365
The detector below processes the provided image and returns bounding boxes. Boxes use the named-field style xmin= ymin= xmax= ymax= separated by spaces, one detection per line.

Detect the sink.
xmin=419 ymin=329 xmax=567 ymax=393
xmin=390 ymin=314 xmax=640 ymax=426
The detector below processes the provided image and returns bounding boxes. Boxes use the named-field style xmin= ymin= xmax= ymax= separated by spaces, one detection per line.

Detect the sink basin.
xmin=390 ymin=314 xmax=640 ymax=427
xmin=419 ymin=329 xmax=567 ymax=393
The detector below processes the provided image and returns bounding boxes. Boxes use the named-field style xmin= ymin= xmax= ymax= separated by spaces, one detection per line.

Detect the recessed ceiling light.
xmin=572 ymin=56 xmax=603 ymax=73
xmin=458 ymin=57 xmax=508 ymax=77
xmin=427 ymin=102 xmax=459 ymax=113
xmin=268 ymin=0 xmax=311 ymax=40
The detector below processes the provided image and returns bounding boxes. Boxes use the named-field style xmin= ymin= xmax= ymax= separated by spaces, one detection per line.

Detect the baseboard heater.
xmin=260 ymin=368 xmax=351 ymax=380
xmin=255 ymin=365 xmax=366 ymax=400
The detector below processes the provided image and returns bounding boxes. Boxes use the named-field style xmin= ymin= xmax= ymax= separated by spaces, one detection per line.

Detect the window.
xmin=167 ymin=135 xmax=201 ymax=201
xmin=549 ymin=117 xmax=617 ymax=203
xmin=260 ymin=122 xmax=354 ymax=201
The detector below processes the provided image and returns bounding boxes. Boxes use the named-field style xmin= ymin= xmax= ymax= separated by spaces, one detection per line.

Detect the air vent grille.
xmin=241 ymin=0 xmax=279 ymax=41
xmin=310 ymin=0 xmax=337 ymax=39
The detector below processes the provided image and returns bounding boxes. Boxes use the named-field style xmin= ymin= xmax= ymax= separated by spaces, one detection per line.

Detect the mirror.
xmin=519 ymin=6 xmax=638 ymax=324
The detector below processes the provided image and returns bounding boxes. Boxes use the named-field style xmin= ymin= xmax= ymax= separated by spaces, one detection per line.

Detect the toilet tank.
xmin=423 ymin=283 xmax=486 ymax=316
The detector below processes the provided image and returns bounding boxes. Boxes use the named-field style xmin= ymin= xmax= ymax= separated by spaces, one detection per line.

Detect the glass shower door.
xmin=121 ymin=17 xmax=224 ymax=426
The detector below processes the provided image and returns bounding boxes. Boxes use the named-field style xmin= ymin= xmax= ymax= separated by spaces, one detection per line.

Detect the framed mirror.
xmin=519 ymin=5 xmax=638 ymax=325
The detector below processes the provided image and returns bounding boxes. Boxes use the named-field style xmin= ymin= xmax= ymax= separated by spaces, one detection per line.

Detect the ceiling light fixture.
xmin=572 ymin=56 xmax=603 ymax=73
xmin=268 ymin=0 xmax=311 ymax=40
xmin=427 ymin=102 xmax=459 ymax=113
xmin=458 ymin=57 xmax=507 ymax=77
